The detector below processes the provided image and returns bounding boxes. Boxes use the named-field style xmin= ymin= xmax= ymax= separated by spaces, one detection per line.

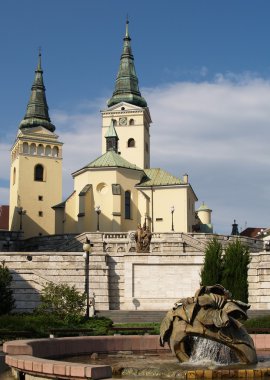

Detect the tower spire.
xmin=107 ymin=20 xmax=147 ymax=108
xmin=105 ymin=119 xmax=119 ymax=152
xmin=19 ymin=52 xmax=55 ymax=132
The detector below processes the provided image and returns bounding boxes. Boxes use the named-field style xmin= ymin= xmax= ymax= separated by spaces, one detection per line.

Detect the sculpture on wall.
xmin=135 ymin=223 xmax=152 ymax=253
xmin=160 ymin=284 xmax=257 ymax=364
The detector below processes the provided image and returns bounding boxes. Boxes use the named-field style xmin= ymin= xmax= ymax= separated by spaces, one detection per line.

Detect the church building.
xmin=9 ymin=22 xmax=212 ymax=238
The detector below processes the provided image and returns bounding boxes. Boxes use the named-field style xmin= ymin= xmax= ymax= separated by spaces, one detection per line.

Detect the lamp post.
xmin=17 ymin=207 xmax=27 ymax=231
xmin=95 ymin=206 xmax=101 ymax=231
xmin=83 ymin=237 xmax=92 ymax=319
xmin=171 ymin=206 xmax=175 ymax=232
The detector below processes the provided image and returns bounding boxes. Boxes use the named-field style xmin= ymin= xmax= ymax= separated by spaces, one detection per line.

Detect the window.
xmin=37 ymin=144 xmax=44 ymax=155
xmin=127 ymin=138 xmax=135 ymax=148
xmin=112 ymin=184 xmax=121 ymax=195
xmin=125 ymin=190 xmax=131 ymax=219
xmin=112 ymin=119 xmax=117 ymax=126
xmin=23 ymin=142 xmax=29 ymax=154
xmin=38 ymin=211 xmax=43 ymax=217
xmin=145 ymin=142 xmax=149 ymax=153
xmin=30 ymin=143 xmax=36 ymax=155
xmin=45 ymin=145 xmax=52 ymax=156
xmin=52 ymin=146 xmax=59 ymax=157
xmin=38 ymin=195 xmax=43 ymax=201
xmin=13 ymin=167 xmax=16 ymax=185
xmin=34 ymin=164 xmax=44 ymax=181
xmin=129 ymin=118 xmax=134 ymax=126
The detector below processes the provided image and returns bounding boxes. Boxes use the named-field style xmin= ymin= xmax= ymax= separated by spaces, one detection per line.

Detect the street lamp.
xmin=171 ymin=206 xmax=175 ymax=232
xmin=17 ymin=207 xmax=27 ymax=231
xmin=83 ymin=237 xmax=92 ymax=319
xmin=95 ymin=206 xmax=101 ymax=231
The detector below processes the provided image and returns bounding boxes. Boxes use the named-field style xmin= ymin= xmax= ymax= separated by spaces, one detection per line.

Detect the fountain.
xmin=3 ymin=285 xmax=270 ymax=379
xmin=160 ymin=284 xmax=257 ymax=364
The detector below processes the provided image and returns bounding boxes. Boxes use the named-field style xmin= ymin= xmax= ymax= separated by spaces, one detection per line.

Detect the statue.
xmin=135 ymin=223 xmax=152 ymax=252
xmin=160 ymin=284 xmax=257 ymax=364
xmin=89 ymin=292 xmax=96 ymax=317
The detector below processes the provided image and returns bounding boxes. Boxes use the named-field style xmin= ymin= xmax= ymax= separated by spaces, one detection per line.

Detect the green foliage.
xmin=200 ymin=238 xmax=223 ymax=286
xmin=0 ymin=261 xmax=15 ymax=315
xmin=36 ymin=282 xmax=86 ymax=322
xmin=0 ymin=314 xmax=113 ymax=340
xmin=244 ymin=315 xmax=270 ymax=329
xmin=221 ymin=240 xmax=250 ymax=303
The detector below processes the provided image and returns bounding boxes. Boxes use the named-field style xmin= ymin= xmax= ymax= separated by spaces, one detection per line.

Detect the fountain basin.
xmin=3 ymin=334 xmax=270 ymax=379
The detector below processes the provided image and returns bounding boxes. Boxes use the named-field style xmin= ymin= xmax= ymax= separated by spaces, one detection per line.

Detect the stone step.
xmin=97 ymin=310 xmax=167 ymax=323
xmin=97 ymin=309 xmax=270 ymax=323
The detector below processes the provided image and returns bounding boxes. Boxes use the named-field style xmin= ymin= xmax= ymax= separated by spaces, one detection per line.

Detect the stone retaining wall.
xmin=0 ymin=232 xmax=267 ymax=312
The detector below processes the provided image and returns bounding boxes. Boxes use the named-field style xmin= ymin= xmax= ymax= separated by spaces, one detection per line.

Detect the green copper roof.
xmin=105 ymin=120 xmax=119 ymax=138
xmin=85 ymin=150 xmax=142 ymax=170
xmin=197 ymin=202 xmax=212 ymax=211
xmin=137 ymin=168 xmax=183 ymax=187
xmin=107 ymin=20 xmax=147 ymax=108
xmin=19 ymin=52 xmax=55 ymax=132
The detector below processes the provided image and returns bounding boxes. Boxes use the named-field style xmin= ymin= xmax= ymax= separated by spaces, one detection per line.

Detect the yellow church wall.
xmin=62 ymin=167 xmax=144 ymax=233
xmin=187 ymin=188 xmax=197 ymax=231
xmin=136 ymin=186 xmax=193 ymax=233
xmin=115 ymin=168 xmax=143 ymax=231
xmin=9 ymin=151 xmax=62 ymax=238
xmin=101 ymin=104 xmax=151 ymax=169
xmin=63 ymin=191 xmax=77 ymax=233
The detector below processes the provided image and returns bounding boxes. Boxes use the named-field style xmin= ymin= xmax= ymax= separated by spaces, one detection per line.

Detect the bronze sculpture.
xmin=135 ymin=223 xmax=152 ymax=252
xmin=160 ymin=284 xmax=257 ymax=364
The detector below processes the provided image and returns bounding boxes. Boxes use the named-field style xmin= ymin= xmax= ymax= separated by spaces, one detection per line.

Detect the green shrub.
xmin=222 ymin=240 xmax=250 ymax=302
xmin=0 ymin=314 xmax=113 ymax=339
xmin=200 ymin=238 xmax=223 ymax=286
xmin=36 ymin=282 xmax=86 ymax=323
xmin=0 ymin=261 xmax=15 ymax=315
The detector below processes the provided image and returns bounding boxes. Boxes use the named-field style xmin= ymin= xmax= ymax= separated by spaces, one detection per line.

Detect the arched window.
xmin=52 ymin=146 xmax=59 ymax=157
xmin=30 ymin=143 xmax=36 ymax=155
xmin=13 ymin=167 xmax=16 ymax=185
xmin=112 ymin=119 xmax=117 ymax=126
xmin=45 ymin=145 xmax=52 ymax=156
xmin=125 ymin=190 xmax=131 ymax=219
xmin=129 ymin=118 xmax=134 ymax=126
xmin=34 ymin=164 xmax=44 ymax=181
xmin=37 ymin=144 xmax=44 ymax=155
xmin=23 ymin=142 xmax=29 ymax=154
xmin=127 ymin=138 xmax=135 ymax=148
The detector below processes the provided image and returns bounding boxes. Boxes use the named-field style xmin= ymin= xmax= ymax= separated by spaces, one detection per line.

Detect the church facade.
xmin=9 ymin=22 xmax=212 ymax=238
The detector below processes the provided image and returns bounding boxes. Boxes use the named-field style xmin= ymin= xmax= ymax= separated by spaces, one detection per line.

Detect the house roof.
xmin=137 ymin=168 xmax=183 ymax=187
xmin=84 ymin=150 xmax=143 ymax=171
xmin=240 ymin=227 xmax=266 ymax=238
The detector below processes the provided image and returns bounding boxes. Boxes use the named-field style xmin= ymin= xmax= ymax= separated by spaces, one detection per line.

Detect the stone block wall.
xmin=0 ymin=232 xmax=267 ymax=312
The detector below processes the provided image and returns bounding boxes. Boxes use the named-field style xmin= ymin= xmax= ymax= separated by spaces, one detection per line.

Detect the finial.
xmin=125 ymin=15 xmax=130 ymax=38
xmin=37 ymin=47 xmax=42 ymax=71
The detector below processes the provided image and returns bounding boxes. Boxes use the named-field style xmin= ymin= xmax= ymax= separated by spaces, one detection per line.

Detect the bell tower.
xmin=101 ymin=20 xmax=152 ymax=169
xmin=9 ymin=53 xmax=63 ymax=238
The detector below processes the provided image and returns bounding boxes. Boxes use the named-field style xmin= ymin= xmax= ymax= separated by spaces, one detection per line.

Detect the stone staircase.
xmin=97 ymin=309 xmax=270 ymax=323
xmin=97 ymin=310 xmax=167 ymax=323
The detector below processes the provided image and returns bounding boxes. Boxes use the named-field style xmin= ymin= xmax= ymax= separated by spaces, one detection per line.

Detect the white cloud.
xmin=2 ymin=74 xmax=270 ymax=234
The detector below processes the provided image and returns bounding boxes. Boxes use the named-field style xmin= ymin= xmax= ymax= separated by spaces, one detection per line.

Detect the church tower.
xmin=101 ymin=20 xmax=152 ymax=169
xmin=9 ymin=53 xmax=63 ymax=238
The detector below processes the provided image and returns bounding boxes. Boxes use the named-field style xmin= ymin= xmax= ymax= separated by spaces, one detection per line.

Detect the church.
xmin=9 ymin=21 xmax=212 ymax=239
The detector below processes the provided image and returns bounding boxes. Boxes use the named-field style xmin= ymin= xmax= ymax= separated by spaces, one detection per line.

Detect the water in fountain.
xmin=189 ymin=337 xmax=238 ymax=366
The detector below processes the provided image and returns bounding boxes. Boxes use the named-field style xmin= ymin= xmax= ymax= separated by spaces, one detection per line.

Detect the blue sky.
xmin=1 ymin=0 xmax=270 ymax=234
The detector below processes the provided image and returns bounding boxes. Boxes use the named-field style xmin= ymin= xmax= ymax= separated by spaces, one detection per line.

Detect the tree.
xmin=221 ymin=240 xmax=250 ymax=303
xmin=0 ymin=261 xmax=15 ymax=315
xmin=200 ymin=238 xmax=223 ymax=286
xmin=36 ymin=282 xmax=86 ymax=322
